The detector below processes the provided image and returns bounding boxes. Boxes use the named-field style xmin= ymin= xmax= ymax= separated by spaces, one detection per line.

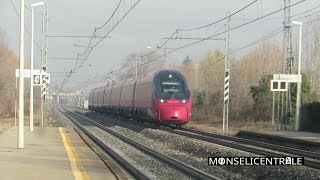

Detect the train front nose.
xmin=159 ymin=105 xmax=189 ymax=123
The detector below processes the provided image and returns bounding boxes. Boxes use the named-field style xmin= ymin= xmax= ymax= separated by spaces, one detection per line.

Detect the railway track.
xmin=58 ymin=107 xmax=152 ymax=180
xmin=60 ymin=106 xmax=221 ymax=180
xmin=172 ymin=128 xmax=320 ymax=169
xmin=71 ymin=107 xmax=320 ymax=170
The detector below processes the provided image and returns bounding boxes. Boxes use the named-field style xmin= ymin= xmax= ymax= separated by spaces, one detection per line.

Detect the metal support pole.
xmin=40 ymin=2 xmax=48 ymax=127
xmin=295 ymin=24 xmax=302 ymax=131
xmin=195 ymin=64 xmax=198 ymax=90
xmin=135 ymin=58 xmax=138 ymax=77
xmin=222 ymin=11 xmax=231 ymax=133
xmin=164 ymin=43 xmax=168 ymax=68
xmin=18 ymin=0 xmax=25 ymax=149
xmin=30 ymin=7 xmax=34 ymax=132
xmin=277 ymin=92 xmax=281 ymax=130
xmin=30 ymin=2 xmax=44 ymax=131
xmin=41 ymin=86 xmax=44 ymax=127
xmin=282 ymin=0 xmax=293 ymax=125
xmin=272 ymin=92 xmax=275 ymax=126
xmin=15 ymin=77 xmax=17 ymax=126
xmin=280 ymin=92 xmax=284 ymax=130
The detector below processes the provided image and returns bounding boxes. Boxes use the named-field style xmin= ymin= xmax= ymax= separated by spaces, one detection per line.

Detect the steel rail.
xmin=65 ymin=107 xmax=221 ymax=180
xmin=72 ymin=108 xmax=320 ymax=169
xmin=180 ymin=128 xmax=320 ymax=160
xmin=58 ymin=107 xmax=152 ymax=180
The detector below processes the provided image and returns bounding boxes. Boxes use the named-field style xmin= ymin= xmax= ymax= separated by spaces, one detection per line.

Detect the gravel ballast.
xmin=77 ymin=109 xmax=320 ymax=180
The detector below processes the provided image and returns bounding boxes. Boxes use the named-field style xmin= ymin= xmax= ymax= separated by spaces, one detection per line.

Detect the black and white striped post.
xmin=223 ymin=71 xmax=230 ymax=132
xmin=223 ymin=11 xmax=231 ymax=132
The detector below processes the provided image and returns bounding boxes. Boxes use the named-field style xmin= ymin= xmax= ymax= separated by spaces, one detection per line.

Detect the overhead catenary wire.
xmin=177 ymin=0 xmax=259 ymax=32
xmin=64 ymin=0 xmax=135 ymax=80
xmin=137 ymin=0 xmax=308 ymax=69
xmin=140 ymin=0 xmax=261 ymax=58
xmin=292 ymin=9 xmax=320 ymax=21
xmin=85 ymin=0 xmax=319 ymax=85
xmin=8 ymin=0 xmax=43 ymax=51
xmin=71 ymin=0 xmax=141 ymax=72
xmin=101 ymin=24 xmax=225 ymax=80
xmin=177 ymin=16 xmax=320 ymax=74
xmin=176 ymin=28 xmax=283 ymax=74
xmin=304 ymin=16 xmax=320 ymax=24
xmin=69 ymin=0 xmax=314 ymax=87
xmin=59 ymin=0 xmax=142 ymax=92
xmin=230 ymin=27 xmax=284 ymax=54
xmin=107 ymin=0 xmax=308 ymax=78
xmin=232 ymin=4 xmax=320 ymax=21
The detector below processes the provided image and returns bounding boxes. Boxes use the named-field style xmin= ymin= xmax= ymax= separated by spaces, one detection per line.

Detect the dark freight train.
xmin=89 ymin=69 xmax=192 ymax=126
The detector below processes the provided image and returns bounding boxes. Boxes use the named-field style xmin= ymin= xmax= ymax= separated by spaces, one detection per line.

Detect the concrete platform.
xmin=242 ymin=130 xmax=320 ymax=143
xmin=0 ymin=126 xmax=120 ymax=180
xmin=236 ymin=130 xmax=320 ymax=152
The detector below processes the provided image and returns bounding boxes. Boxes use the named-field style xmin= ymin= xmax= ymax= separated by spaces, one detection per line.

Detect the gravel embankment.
xmin=0 ymin=117 xmax=14 ymax=134
xmin=86 ymin=126 xmax=193 ymax=180
xmin=44 ymin=102 xmax=74 ymax=127
xmin=59 ymin=107 xmax=193 ymax=179
xmin=78 ymin=110 xmax=320 ymax=180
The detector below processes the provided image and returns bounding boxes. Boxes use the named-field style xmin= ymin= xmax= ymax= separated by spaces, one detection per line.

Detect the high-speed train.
xmin=89 ymin=69 xmax=192 ymax=126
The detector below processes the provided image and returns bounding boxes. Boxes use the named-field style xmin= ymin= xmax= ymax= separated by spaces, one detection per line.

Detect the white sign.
xmin=84 ymin=100 xmax=89 ymax=109
xmin=273 ymin=74 xmax=302 ymax=83
xmin=15 ymin=69 xmax=41 ymax=78
xmin=33 ymin=75 xmax=42 ymax=86
xmin=42 ymin=74 xmax=50 ymax=85
xmin=270 ymin=80 xmax=288 ymax=92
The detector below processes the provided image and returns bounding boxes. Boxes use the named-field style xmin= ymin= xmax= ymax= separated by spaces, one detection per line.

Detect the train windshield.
xmin=154 ymin=70 xmax=190 ymax=100
xmin=161 ymin=81 xmax=184 ymax=93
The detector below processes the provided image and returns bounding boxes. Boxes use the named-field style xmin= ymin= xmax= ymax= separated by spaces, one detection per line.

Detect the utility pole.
xmin=30 ymin=5 xmax=34 ymax=132
xmin=164 ymin=42 xmax=168 ymax=68
xmin=195 ymin=63 xmax=198 ymax=90
xmin=44 ymin=2 xmax=48 ymax=72
xmin=284 ymin=0 xmax=293 ymax=73
xmin=134 ymin=56 xmax=138 ymax=77
xmin=41 ymin=2 xmax=48 ymax=127
xmin=223 ymin=11 xmax=231 ymax=133
xmin=281 ymin=0 xmax=293 ymax=129
xmin=18 ymin=0 xmax=25 ymax=149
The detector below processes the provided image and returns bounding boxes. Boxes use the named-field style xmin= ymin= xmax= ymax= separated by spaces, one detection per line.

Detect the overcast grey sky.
xmin=1 ymin=0 xmax=319 ymax=91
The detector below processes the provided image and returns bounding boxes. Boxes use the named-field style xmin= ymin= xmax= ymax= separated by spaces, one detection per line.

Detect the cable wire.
xmin=100 ymin=0 xmax=308 ymax=80
xmin=231 ymin=27 xmax=284 ymax=54
xmin=177 ymin=0 xmax=259 ymax=32
xmin=8 ymin=0 xmax=43 ymax=51
xmin=138 ymin=0 xmax=260 ymax=59
xmin=141 ymin=0 xmax=307 ymax=66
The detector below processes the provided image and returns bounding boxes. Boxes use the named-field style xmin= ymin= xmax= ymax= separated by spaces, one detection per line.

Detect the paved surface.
xmin=0 ymin=126 xmax=119 ymax=180
xmin=263 ymin=131 xmax=320 ymax=143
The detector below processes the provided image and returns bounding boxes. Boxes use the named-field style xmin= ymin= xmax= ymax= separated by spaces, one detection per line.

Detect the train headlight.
xmin=180 ymin=99 xmax=187 ymax=103
xmin=159 ymin=99 xmax=166 ymax=103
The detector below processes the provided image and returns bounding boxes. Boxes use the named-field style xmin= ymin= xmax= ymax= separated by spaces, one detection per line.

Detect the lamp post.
xmin=291 ymin=20 xmax=303 ymax=131
xmin=144 ymin=45 xmax=152 ymax=71
xmin=18 ymin=0 xmax=25 ymax=149
xmin=30 ymin=2 xmax=44 ymax=132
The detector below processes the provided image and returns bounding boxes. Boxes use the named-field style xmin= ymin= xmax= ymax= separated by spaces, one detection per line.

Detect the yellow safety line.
xmin=59 ymin=128 xmax=90 ymax=180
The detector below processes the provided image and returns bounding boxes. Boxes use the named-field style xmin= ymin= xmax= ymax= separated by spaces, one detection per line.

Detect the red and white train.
xmin=88 ymin=69 xmax=192 ymax=126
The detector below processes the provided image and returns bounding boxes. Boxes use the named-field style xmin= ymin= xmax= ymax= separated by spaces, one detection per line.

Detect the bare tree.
xmin=303 ymin=18 xmax=320 ymax=95
xmin=0 ymin=28 xmax=18 ymax=116
xmin=231 ymin=40 xmax=282 ymax=120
